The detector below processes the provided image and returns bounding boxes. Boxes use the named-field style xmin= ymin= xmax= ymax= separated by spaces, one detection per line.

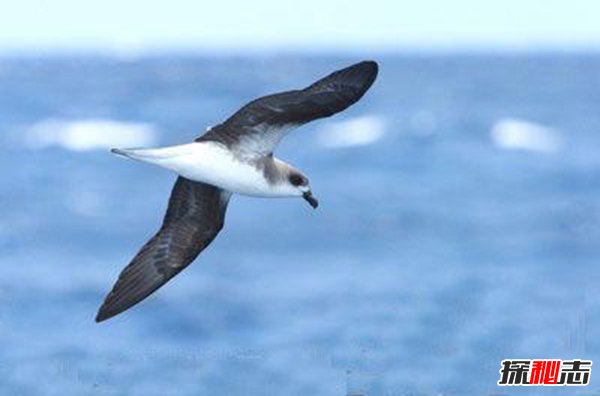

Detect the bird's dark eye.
xmin=289 ymin=173 xmax=306 ymax=187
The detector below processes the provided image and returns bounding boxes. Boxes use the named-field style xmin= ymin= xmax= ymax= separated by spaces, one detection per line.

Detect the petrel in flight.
xmin=96 ymin=60 xmax=378 ymax=322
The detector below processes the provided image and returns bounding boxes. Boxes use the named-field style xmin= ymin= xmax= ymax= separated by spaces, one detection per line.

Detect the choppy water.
xmin=0 ymin=54 xmax=599 ymax=395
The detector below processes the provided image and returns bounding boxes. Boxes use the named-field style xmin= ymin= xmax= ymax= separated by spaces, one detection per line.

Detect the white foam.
xmin=25 ymin=118 xmax=158 ymax=151
xmin=317 ymin=115 xmax=385 ymax=148
xmin=490 ymin=118 xmax=562 ymax=154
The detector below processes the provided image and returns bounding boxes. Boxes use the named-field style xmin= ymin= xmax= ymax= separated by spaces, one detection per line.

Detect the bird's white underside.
xmin=113 ymin=142 xmax=300 ymax=197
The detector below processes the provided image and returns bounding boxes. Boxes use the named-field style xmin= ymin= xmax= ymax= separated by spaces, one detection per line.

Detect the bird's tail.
xmin=110 ymin=144 xmax=197 ymax=163
xmin=110 ymin=147 xmax=161 ymax=161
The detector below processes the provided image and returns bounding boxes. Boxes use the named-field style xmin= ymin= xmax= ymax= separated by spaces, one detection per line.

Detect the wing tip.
xmin=95 ymin=284 xmax=141 ymax=323
xmin=95 ymin=300 xmax=120 ymax=323
xmin=310 ymin=59 xmax=379 ymax=95
xmin=355 ymin=60 xmax=379 ymax=88
xmin=95 ymin=307 xmax=111 ymax=323
xmin=94 ymin=280 xmax=153 ymax=323
xmin=359 ymin=60 xmax=379 ymax=73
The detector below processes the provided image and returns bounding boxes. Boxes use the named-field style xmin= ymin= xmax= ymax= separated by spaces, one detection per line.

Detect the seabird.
xmin=95 ymin=60 xmax=378 ymax=322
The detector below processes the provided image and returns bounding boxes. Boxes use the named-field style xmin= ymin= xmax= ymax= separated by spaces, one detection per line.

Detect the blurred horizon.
xmin=2 ymin=0 xmax=600 ymax=55
xmin=4 ymin=46 xmax=600 ymax=59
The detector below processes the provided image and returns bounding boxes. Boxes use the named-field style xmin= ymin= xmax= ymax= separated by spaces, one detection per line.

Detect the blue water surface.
xmin=0 ymin=54 xmax=599 ymax=395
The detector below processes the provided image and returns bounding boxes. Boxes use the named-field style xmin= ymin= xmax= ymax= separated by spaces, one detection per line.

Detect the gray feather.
xmin=96 ymin=177 xmax=231 ymax=322
xmin=197 ymin=60 xmax=378 ymax=157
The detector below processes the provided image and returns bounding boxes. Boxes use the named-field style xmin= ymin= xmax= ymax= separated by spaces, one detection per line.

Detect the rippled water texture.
xmin=0 ymin=55 xmax=599 ymax=395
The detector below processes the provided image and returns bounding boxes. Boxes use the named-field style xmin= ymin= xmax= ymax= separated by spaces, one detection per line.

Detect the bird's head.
xmin=287 ymin=171 xmax=318 ymax=209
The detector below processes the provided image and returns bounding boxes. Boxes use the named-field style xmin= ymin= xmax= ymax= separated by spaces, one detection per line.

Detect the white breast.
xmin=117 ymin=142 xmax=292 ymax=197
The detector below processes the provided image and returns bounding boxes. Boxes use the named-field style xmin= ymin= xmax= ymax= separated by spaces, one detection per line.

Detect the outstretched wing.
xmin=197 ymin=60 xmax=378 ymax=157
xmin=96 ymin=177 xmax=231 ymax=322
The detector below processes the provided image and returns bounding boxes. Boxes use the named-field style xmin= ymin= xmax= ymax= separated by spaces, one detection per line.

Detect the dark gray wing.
xmin=95 ymin=177 xmax=231 ymax=322
xmin=197 ymin=60 xmax=378 ymax=156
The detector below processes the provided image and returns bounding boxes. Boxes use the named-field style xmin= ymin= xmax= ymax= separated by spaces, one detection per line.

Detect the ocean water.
xmin=0 ymin=54 xmax=599 ymax=395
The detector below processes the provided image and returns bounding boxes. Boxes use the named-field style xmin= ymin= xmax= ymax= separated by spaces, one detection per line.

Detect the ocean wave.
xmin=490 ymin=118 xmax=562 ymax=153
xmin=317 ymin=115 xmax=385 ymax=148
xmin=24 ymin=118 xmax=158 ymax=151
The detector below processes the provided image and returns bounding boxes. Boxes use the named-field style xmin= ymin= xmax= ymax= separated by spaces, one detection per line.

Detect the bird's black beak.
xmin=303 ymin=191 xmax=319 ymax=209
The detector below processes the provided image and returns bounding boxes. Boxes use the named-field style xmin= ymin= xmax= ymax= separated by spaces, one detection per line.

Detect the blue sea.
xmin=0 ymin=54 xmax=599 ymax=395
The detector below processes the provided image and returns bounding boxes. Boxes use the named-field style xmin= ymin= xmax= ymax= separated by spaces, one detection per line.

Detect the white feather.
xmin=113 ymin=142 xmax=298 ymax=197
